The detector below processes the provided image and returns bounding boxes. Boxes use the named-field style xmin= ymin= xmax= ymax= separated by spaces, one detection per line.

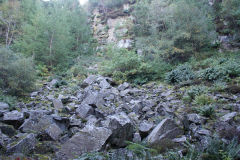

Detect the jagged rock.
xmin=147 ymin=118 xmax=183 ymax=145
xmin=69 ymin=115 xmax=82 ymax=127
xmin=0 ymin=102 xmax=9 ymax=111
xmin=187 ymin=114 xmax=203 ymax=124
xmin=139 ymin=120 xmax=154 ymax=137
xmin=133 ymin=132 xmax=141 ymax=142
xmin=39 ymin=123 xmax=63 ymax=141
xmin=49 ymin=79 xmax=58 ymax=87
xmin=2 ymin=111 xmax=25 ymax=128
xmin=105 ymin=112 xmax=134 ymax=147
xmin=76 ymin=104 xmax=94 ymax=119
xmin=53 ymin=99 xmax=64 ymax=109
xmin=20 ymin=111 xmax=65 ymax=141
xmin=196 ymin=128 xmax=211 ymax=136
xmin=0 ymin=130 xmax=11 ymax=149
xmin=82 ymin=91 xmax=105 ymax=108
xmin=173 ymin=136 xmax=187 ymax=143
xmin=118 ymin=82 xmax=130 ymax=91
xmin=0 ymin=123 xmax=17 ymax=137
xmin=7 ymin=133 xmax=37 ymax=155
xmin=56 ymin=125 xmax=112 ymax=160
xmin=220 ymin=112 xmax=237 ymax=122
xmin=99 ymin=79 xmax=111 ymax=89
xmin=81 ymin=75 xmax=98 ymax=88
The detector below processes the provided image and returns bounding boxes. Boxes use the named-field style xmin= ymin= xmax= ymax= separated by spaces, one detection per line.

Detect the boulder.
xmin=2 ymin=111 xmax=25 ymax=128
xmin=52 ymin=99 xmax=64 ymax=110
xmin=0 ymin=102 xmax=9 ymax=111
xmin=187 ymin=114 xmax=203 ymax=124
xmin=118 ymin=82 xmax=130 ymax=91
xmin=139 ymin=120 xmax=154 ymax=137
xmin=76 ymin=104 xmax=94 ymax=119
xmin=56 ymin=125 xmax=112 ymax=160
xmin=105 ymin=112 xmax=134 ymax=147
xmin=0 ymin=123 xmax=17 ymax=137
xmin=20 ymin=111 xmax=64 ymax=141
xmin=147 ymin=118 xmax=183 ymax=145
xmin=7 ymin=133 xmax=37 ymax=155
xmin=81 ymin=75 xmax=98 ymax=88
xmin=82 ymin=91 xmax=105 ymax=108
xmin=99 ymin=79 xmax=111 ymax=89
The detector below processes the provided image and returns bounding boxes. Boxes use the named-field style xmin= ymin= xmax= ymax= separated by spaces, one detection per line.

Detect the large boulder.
xmin=105 ymin=112 xmax=134 ymax=147
xmin=2 ymin=111 xmax=25 ymax=128
xmin=147 ymin=118 xmax=183 ymax=145
xmin=7 ymin=133 xmax=37 ymax=155
xmin=19 ymin=111 xmax=64 ymax=141
xmin=56 ymin=125 xmax=112 ymax=160
xmin=0 ymin=123 xmax=17 ymax=137
xmin=76 ymin=104 xmax=94 ymax=119
xmin=52 ymin=99 xmax=64 ymax=110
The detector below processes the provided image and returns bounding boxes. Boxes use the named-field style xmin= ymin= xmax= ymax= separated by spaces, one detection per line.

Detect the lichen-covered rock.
xmin=7 ymin=133 xmax=37 ymax=155
xmin=147 ymin=118 xmax=183 ymax=145
xmin=105 ymin=112 xmax=134 ymax=147
xmin=0 ymin=123 xmax=17 ymax=137
xmin=0 ymin=102 xmax=9 ymax=111
xmin=2 ymin=111 xmax=25 ymax=128
xmin=56 ymin=125 xmax=112 ymax=160
xmin=76 ymin=104 xmax=94 ymax=119
xmin=220 ymin=112 xmax=237 ymax=122
xmin=52 ymin=99 xmax=64 ymax=110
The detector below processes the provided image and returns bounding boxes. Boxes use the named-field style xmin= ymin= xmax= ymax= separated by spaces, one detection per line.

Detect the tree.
xmin=0 ymin=0 xmax=21 ymax=48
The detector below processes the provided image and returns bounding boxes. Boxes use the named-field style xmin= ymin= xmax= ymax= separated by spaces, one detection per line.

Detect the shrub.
xmin=198 ymin=105 xmax=216 ymax=118
xmin=186 ymin=85 xmax=208 ymax=100
xmin=200 ymin=66 xmax=227 ymax=82
xmin=202 ymin=137 xmax=240 ymax=160
xmin=101 ymin=45 xmax=168 ymax=84
xmin=193 ymin=95 xmax=214 ymax=106
xmin=0 ymin=48 xmax=36 ymax=96
xmin=165 ymin=64 xmax=196 ymax=84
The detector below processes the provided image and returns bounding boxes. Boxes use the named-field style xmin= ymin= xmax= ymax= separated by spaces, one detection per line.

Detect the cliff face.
xmin=91 ymin=2 xmax=135 ymax=49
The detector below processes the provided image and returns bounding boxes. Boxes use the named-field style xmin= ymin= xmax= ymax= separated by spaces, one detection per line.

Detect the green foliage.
xmin=133 ymin=0 xmax=216 ymax=62
xmin=165 ymin=64 xmax=196 ymax=84
xmin=220 ymin=0 xmax=240 ymax=36
xmin=0 ymin=47 xmax=36 ymax=96
xmin=13 ymin=0 xmax=93 ymax=71
xmin=202 ymin=137 xmax=240 ymax=160
xmin=101 ymin=45 xmax=170 ymax=84
xmin=186 ymin=85 xmax=208 ymax=100
xmin=77 ymin=152 xmax=108 ymax=160
xmin=193 ymin=94 xmax=214 ymax=106
xmin=89 ymin=0 xmax=127 ymax=9
xmin=0 ymin=91 xmax=17 ymax=110
xmin=126 ymin=141 xmax=157 ymax=159
xmin=194 ymin=105 xmax=216 ymax=118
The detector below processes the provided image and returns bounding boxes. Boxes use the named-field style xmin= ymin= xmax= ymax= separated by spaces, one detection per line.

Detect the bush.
xmin=186 ymin=85 xmax=208 ymax=100
xmin=165 ymin=64 xmax=196 ymax=84
xmin=0 ymin=48 xmax=36 ymax=96
xmin=101 ymin=45 xmax=168 ymax=84
xmin=193 ymin=95 xmax=215 ymax=106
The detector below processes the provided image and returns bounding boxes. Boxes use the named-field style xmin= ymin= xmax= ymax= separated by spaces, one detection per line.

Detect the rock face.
xmin=56 ymin=125 xmax=112 ymax=160
xmin=147 ymin=118 xmax=183 ymax=145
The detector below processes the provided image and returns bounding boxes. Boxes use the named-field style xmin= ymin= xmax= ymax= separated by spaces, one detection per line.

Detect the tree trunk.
xmin=49 ymin=32 xmax=54 ymax=67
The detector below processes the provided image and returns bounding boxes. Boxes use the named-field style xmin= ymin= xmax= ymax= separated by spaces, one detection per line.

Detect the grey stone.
xmin=76 ymin=104 xmax=94 ymax=119
xmin=197 ymin=129 xmax=211 ymax=136
xmin=187 ymin=114 xmax=202 ymax=124
xmin=3 ymin=111 xmax=25 ymax=128
xmin=133 ymin=132 xmax=141 ymax=143
xmin=147 ymin=118 xmax=183 ymax=144
xmin=99 ymin=79 xmax=111 ymax=89
xmin=221 ymin=112 xmax=237 ymax=122
xmin=43 ymin=123 xmax=63 ymax=141
xmin=81 ymin=75 xmax=98 ymax=88
xmin=139 ymin=120 xmax=154 ymax=134
xmin=0 ymin=123 xmax=17 ymax=137
xmin=53 ymin=99 xmax=64 ymax=109
xmin=7 ymin=133 xmax=37 ymax=155
xmin=118 ymin=82 xmax=130 ymax=91
xmin=172 ymin=136 xmax=187 ymax=143
xmin=105 ymin=112 xmax=134 ymax=147
xmin=56 ymin=125 xmax=111 ymax=160
xmin=0 ymin=102 xmax=9 ymax=111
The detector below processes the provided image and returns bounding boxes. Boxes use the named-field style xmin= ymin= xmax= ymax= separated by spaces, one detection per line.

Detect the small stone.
xmin=53 ymin=99 xmax=64 ymax=109
xmin=197 ymin=128 xmax=211 ymax=136
xmin=221 ymin=112 xmax=237 ymax=122
xmin=187 ymin=114 xmax=202 ymax=124
xmin=0 ymin=102 xmax=9 ymax=111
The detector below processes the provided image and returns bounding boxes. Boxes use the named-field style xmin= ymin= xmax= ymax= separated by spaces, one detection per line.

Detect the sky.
xmin=79 ymin=0 xmax=88 ymax=5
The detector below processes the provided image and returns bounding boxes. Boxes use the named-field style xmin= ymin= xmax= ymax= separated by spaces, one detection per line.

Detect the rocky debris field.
xmin=0 ymin=75 xmax=240 ymax=159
